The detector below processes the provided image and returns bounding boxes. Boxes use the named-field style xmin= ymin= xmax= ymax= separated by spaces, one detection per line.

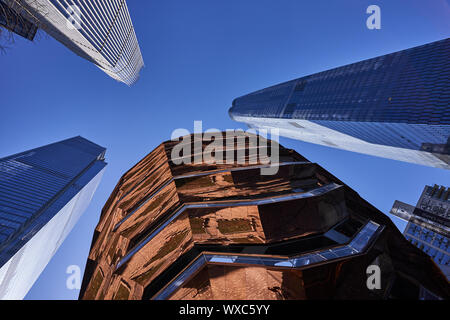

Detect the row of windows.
xmin=405 ymin=224 xmax=449 ymax=252
xmin=406 ymin=236 xmax=450 ymax=266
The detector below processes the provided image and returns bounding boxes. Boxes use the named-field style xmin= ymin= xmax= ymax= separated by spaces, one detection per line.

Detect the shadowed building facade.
xmin=80 ymin=132 xmax=449 ymax=300
xmin=229 ymin=38 xmax=450 ymax=169
xmin=0 ymin=136 xmax=106 ymax=299
xmin=0 ymin=0 xmax=38 ymax=40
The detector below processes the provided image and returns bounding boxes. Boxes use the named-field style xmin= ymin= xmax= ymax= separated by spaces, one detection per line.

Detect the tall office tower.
xmin=79 ymin=132 xmax=449 ymax=300
xmin=390 ymin=185 xmax=449 ymax=281
xmin=1 ymin=0 xmax=144 ymax=85
xmin=229 ymin=38 xmax=450 ymax=169
xmin=0 ymin=136 xmax=107 ymax=300
xmin=0 ymin=0 xmax=38 ymax=40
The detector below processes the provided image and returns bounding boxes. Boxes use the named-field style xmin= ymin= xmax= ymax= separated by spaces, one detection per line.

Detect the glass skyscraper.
xmin=229 ymin=38 xmax=450 ymax=169
xmin=1 ymin=0 xmax=144 ymax=85
xmin=0 ymin=136 xmax=107 ymax=299
xmin=390 ymin=185 xmax=449 ymax=281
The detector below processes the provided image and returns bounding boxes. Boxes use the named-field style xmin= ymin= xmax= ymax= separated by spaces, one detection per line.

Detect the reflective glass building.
xmin=229 ymin=38 xmax=450 ymax=169
xmin=2 ymin=0 xmax=144 ymax=85
xmin=79 ymin=132 xmax=449 ymax=300
xmin=390 ymin=185 xmax=449 ymax=281
xmin=0 ymin=136 xmax=107 ymax=299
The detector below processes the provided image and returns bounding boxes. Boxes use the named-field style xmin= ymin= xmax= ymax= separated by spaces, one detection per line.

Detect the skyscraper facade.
xmin=390 ymin=185 xmax=449 ymax=280
xmin=79 ymin=132 xmax=448 ymax=300
xmin=0 ymin=136 xmax=107 ymax=300
xmin=0 ymin=0 xmax=37 ymax=40
xmin=1 ymin=0 xmax=144 ymax=85
xmin=229 ymin=38 xmax=450 ymax=169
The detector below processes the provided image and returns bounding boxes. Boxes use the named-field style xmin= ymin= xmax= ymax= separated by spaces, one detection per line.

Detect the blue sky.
xmin=0 ymin=0 xmax=449 ymax=299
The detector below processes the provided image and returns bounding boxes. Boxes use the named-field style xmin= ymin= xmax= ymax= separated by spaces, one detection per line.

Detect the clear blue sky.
xmin=0 ymin=0 xmax=449 ymax=300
